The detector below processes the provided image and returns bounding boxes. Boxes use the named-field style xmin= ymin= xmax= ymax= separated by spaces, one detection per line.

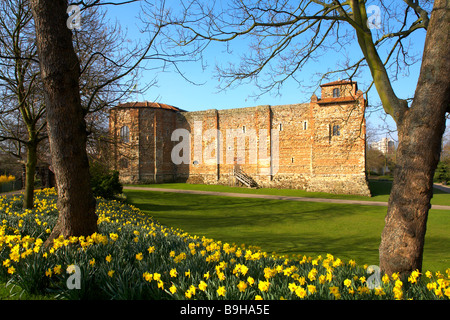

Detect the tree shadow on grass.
xmin=125 ymin=190 xmax=385 ymax=229
xmin=124 ymin=189 xmax=449 ymax=272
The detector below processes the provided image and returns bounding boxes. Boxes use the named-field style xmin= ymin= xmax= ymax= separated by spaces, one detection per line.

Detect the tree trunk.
xmin=23 ymin=140 xmax=37 ymax=209
xmin=379 ymin=0 xmax=450 ymax=277
xmin=29 ymin=0 xmax=98 ymax=245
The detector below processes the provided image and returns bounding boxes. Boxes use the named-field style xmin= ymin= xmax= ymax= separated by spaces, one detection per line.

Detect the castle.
xmin=109 ymin=80 xmax=371 ymax=196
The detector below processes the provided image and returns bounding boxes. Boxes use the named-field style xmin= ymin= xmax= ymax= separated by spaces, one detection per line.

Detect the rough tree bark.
xmin=23 ymin=139 xmax=37 ymax=209
xmin=29 ymin=0 xmax=98 ymax=244
xmin=379 ymin=0 xmax=450 ymax=276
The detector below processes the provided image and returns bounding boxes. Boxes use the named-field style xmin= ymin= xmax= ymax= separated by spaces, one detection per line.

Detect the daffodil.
xmin=217 ymin=271 xmax=226 ymax=281
xmin=318 ymin=275 xmax=326 ymax=284
xmin=308 ymin=268 xmax=317 ymax=281
xmin=357 ymin=286 xmax=370 ymax=295
xmin=198 ymin=281 xmax=208 ymax=292
xmin=153 ymin=273 xmax=161 ymax=281
xmin=2 ymin=259 xmax=10 ymax=267
xmin=53 ymin=265 xmax=62 ymax=275
xmin=408 ymin=270 xmax=420 ymax=284
xmin=169 ymin=285 xmax=177 ymax=294
xmin=7 ymin=266 xmax=15 ymax=275
xmin=444 ymin=287 xmax=450 ymax=299
xmin=288 ymin=282 xmax=298 ymax=293
xmin=258 ymin=280 xmax=270 ymax=292
xmin=295 ymin=287 xmax=307 ymax=299
xmin=307 ymin=285 xmax=316 ymax=294
xmin=344 ymin=279 xmax=352 ymax=287
xmin=237 ymin=281 xmax=247 ymax=292
xmin=375 ymin=288 xmax=386 ymax=296
xmin=217 ymin=286 xmax=226 ymax=297
xmin=329 ymin=286 xmax=341 ymax=299
xmin=170 ymin=268 xmax=178 ymax=278
xmin=143 ymin=272 xmax=153 ymax=282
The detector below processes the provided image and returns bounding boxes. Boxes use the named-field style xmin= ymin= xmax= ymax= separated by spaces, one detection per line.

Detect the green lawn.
xmin=123 ymin=188 xmax=450 ymax=273
xmin=128 ymin=179 xmax=450 ymax=206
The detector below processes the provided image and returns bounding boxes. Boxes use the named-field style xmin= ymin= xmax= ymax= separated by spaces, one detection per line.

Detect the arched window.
xmin=120 ymin=126 xmax=130 ymax=143
xmin=332 ymin=124 xmax=340 ymax=136
xmin=333 ymin=88 xmax=340 ymax=98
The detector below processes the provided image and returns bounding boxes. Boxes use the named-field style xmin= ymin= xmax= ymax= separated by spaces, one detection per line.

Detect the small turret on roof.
xmin=316 ymin=79 xmax=360 ymax=104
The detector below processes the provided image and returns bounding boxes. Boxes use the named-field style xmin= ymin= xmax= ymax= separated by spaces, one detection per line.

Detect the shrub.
xmin=90 ymin=162 xmax=122 ymax=199
xmin=434 ymin=162 xmax=449 ymax=184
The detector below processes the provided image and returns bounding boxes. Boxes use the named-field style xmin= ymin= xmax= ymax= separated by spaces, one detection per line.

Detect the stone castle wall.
xmin=109 ymin=81 xmax=371 ymax=196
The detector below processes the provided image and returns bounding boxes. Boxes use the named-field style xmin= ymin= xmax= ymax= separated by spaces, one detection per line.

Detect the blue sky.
xmin=102 ymin=1 xmax=430 ymax=142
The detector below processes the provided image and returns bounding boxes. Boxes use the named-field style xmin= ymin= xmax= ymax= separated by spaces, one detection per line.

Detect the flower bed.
xmin=1 ymin=188 xmax=449 ymax=300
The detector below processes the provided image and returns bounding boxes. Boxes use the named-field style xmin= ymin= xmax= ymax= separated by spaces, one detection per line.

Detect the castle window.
xmin=332 ymin=124 xmax=340 ymax=136
xmin=333 ymin=88 xmax=340 ymax=98
xmin=279 ymin=123 xmax=283 ymax=131
xmin=120 ymin=126 xmax=130 ymax=143
xmin=242 ymin=126 xmax=246 ymax=133
xmin=119 ymin=158 xmax=128 ymax=169
xmin=303 ymin=121 xmax=308 ymax=130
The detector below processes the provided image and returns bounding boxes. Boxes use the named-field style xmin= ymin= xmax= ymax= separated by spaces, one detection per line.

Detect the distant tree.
xmin=366 ymin=148 xmax=386 ymax=175
xmin=0 ymin=0 xmax=46 ymax=208
xmin=0 ymin=0 xmax=147 ymax=209
xmin=148 ymin=0 xmax=450 ymax=276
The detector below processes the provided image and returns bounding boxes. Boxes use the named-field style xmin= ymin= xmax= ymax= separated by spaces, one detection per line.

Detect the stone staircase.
xmin=233 ymin=167 xmax=259 ymax=188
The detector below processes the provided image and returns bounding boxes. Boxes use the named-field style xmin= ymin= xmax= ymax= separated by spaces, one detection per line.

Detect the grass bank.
xmin=124 ymin=189 xmax=450 ymax=273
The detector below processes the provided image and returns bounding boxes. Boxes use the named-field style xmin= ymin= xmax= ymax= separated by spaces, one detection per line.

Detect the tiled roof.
xmin=114 ymin=101 xmax=185 ymax=112
xmin=317 ymin=96 xmax=358 ymax=104
xmin=320 ymin=80 xmax=356 ymax=87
